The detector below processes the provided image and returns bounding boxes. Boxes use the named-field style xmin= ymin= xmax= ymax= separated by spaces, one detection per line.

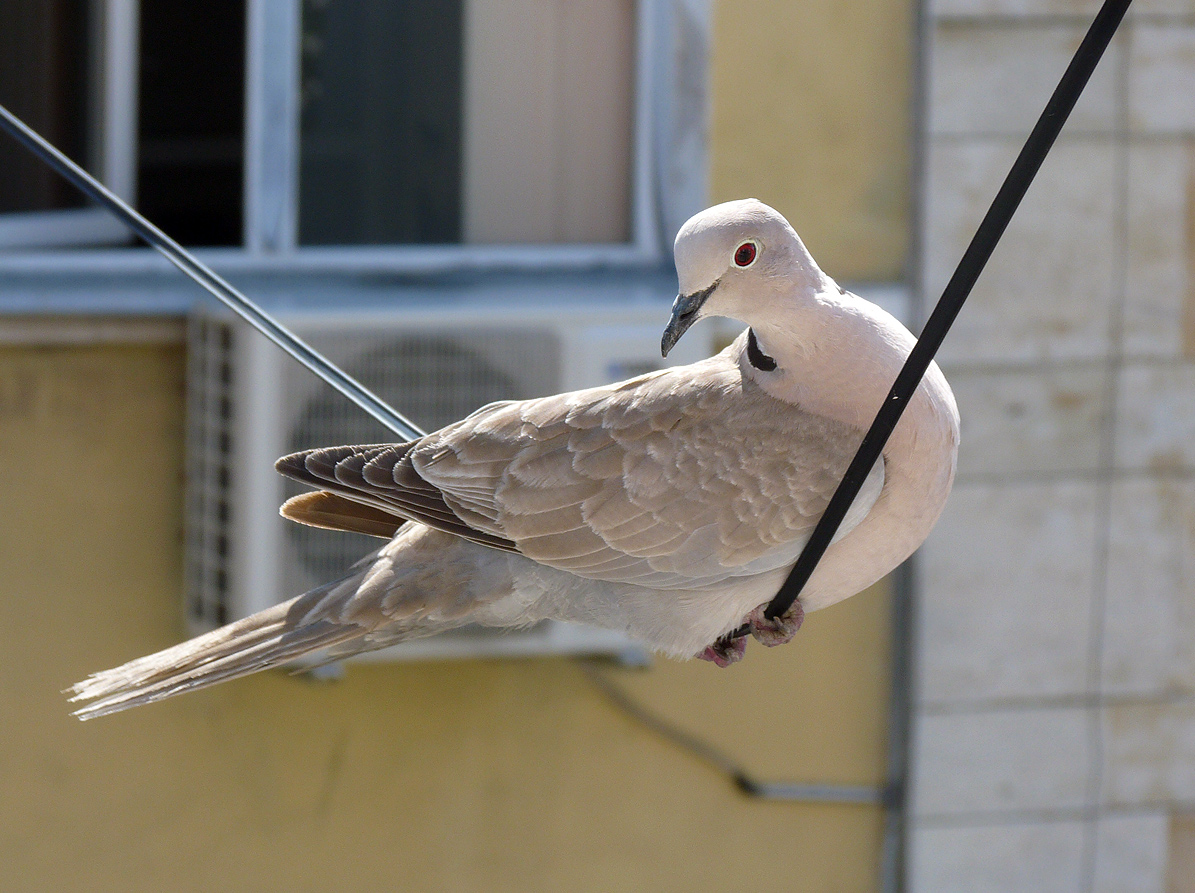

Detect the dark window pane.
xmin=0 ymin=0 xmax=90 ymax=213
xmin=298 ymin=0 xmax=463 ymax=245
xmin=138 ymin=1 xmax=245 ymax=246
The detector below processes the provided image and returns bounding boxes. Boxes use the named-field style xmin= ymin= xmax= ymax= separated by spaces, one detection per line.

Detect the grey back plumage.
xmin=278 ymin=345 xmax=883 ymax=591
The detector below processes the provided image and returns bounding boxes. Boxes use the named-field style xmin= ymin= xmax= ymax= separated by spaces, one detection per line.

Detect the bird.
xmin=69 ymin=198 xmax=959 ymax=719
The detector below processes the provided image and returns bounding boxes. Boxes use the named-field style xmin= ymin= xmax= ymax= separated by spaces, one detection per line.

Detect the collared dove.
xmin=69 ymin=199 xmax=959 ymax=719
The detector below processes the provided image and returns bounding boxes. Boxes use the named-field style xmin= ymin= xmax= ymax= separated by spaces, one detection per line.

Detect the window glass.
xmin=461 ymin=0 xmax=635 ymax=244
xmin=298 ymin=0 xmax=464 ymax=246
xmin=298 ymin=0 xmax=635 ymax=247
xmin=0 ymin=1 xmax=638 ymax=254
xmin=0 ymin=0 xmax=91 ymax=214
xmin=138 ymin=0 xmax=246 ymax=246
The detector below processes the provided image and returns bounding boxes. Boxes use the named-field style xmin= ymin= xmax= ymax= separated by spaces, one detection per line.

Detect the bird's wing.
xmin=278 ymin=351 xmax=883 ymax=589
xmin=280 ymin=491 xmax=406 ymax=539
xmin=276 ymin=440 xmax=521 ymax=553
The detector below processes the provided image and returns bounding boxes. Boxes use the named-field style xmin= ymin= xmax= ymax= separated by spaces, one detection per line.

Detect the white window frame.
xmin=244 ymin=0 xmax=668 ymax=270
xmin=0 ymin=0 xmax=139 ymax=250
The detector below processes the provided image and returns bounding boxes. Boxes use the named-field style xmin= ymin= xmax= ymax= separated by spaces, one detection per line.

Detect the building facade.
xmin=8 ymin=1 xmax=1189 ymax=890
xmin=914 ymin=2 xmax=1195 ymax=891
xmin=1 ymin=2 xmax=914 ymax=891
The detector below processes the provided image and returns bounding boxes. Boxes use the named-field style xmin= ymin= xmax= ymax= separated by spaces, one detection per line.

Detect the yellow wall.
xmin=709 ymin=0 xmax=915 ymax=282
xmin=1 ymin=341 xmax=892 ymax=891
xmin=1 ymin=1 xmax=916 ymax=888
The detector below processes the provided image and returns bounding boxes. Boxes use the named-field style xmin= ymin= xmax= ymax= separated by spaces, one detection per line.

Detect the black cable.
xmin=732 ymin=0 xmax=1133 ymax=636
xmin=0 ymin=103 xmax=426 ymax=443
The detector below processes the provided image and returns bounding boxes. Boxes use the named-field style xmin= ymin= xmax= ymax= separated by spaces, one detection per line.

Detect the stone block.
xmin=930 ymin=21 xmax=1120 ymax=136
xmin=1132 ymin=1 xmax=1195 ymax=15
xmin=913 ymin=706 xmax=1091 ymax=815
xmin=1103 ymin=700 xmax=1195 ymax=805
xmin=1130 ymin=24 xmax=1195 ymax=135
xmin=923 ymin=139 xmax=1117 ymax=364
xmin=1132 ymin=0 xmax=1195 ymax=13
xmin=1115 ymin=364 xmax=1195 ymax=473
xmin=1093 ymin=811 xmax=1170 ymax=893
xmin=1125 ymin=141 xmax=1191 ymax=360
xmin=1170 ymin=812 xmax=1195 ymax=893
xmin=919 ymin=481 xmax=1096 ymax=703
xmin=945 ymin=363 xmax=1107 ymax=478
xmin=910 ymin=820 xmax=1086 ymax=893
xmin=1103 ymin=478 xmax=1195 ymax=696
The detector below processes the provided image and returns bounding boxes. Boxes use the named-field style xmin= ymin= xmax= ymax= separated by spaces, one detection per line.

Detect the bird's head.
xmin=661 ymin=199 xmax=826 ymax=357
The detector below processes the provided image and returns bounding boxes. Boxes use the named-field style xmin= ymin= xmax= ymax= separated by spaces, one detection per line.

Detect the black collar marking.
xmin=747 ymin=328 xmax=777 ymax=371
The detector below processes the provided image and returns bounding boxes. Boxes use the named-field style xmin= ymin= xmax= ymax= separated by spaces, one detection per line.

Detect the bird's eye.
xmin=734 ymin=241 xmax=758 ymax=267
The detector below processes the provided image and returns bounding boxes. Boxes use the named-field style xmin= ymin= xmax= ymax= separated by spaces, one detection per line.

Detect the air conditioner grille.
xmin=184 ymin=316 xmax=236 ymax=630
xmin=282 ymin=328 xmax=559 ymax=590
xmin=184 ymin=309 xmax=649 ymax=662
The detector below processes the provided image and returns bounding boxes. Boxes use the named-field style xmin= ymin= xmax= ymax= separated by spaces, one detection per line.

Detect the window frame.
xmin=244 ymin=0 xmax=665 ymax=267
xmin=0 ymin=0 xmax=139 ymax=250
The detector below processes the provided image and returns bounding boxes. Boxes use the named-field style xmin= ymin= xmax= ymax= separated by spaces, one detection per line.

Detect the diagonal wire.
xmin=0 ymin=102 xmax=426 ymax=443
xmin=740 ymin=0 xmax=1134 ymax=633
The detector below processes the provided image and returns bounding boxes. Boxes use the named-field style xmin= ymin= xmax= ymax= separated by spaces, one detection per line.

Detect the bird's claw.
xmin=697 ymin=599 xmax=805 ymax=666
xmin=697 ymin=634 xmax=746 ymax=667
xmin=747 ymin=600 xmax=804 ymax=647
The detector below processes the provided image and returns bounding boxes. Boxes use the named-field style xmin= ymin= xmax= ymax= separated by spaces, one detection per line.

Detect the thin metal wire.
xmin=733 ymin=0 xmax=1134 ymax=635
xmin=0 ymin=103 xmax=426 ymax=442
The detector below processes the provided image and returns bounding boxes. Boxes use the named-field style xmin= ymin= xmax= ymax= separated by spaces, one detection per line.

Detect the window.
xmin=297 ymin=0 xmax=465 ymax=246
xmin=251 ymin=0 xmax=653 ymax=260
xmin=1 ymin=0 xmax=682 ymax=264
xmin=0 ymin=0 xmax=137 ymax=249
xmin=296 ymin=0 xmax=634 ymax=247
xmin=137 ymin=1 xmax=246 ymax=247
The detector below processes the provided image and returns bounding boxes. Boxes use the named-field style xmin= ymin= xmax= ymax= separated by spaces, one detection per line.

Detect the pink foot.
xmin=747 ymin=600 xmax=804 ymax=647
xmin=697 ymin=635 xmax=746 ymax=667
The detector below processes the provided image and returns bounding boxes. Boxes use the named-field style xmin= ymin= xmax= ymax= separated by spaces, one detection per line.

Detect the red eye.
xmin=734 ymin=241 xmax=757 ymax=267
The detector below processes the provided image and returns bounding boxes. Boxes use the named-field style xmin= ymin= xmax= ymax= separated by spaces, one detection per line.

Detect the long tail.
xmin=68 ymin=580 xmax=370 ymax=721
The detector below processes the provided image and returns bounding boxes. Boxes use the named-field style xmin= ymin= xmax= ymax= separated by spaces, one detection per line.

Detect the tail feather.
xmin=67 ymin=597 xmax=366 ymax=720
xmin=66 ymin=527 xmax=501 ymax=719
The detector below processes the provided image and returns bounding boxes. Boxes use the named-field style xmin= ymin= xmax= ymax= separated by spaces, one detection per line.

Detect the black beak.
xmin=661 ymin=281 xmax=717 ymax=357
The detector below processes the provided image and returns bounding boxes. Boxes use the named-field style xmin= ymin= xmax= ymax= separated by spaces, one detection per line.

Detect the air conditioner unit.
xmin=184 ymin=289 xmax=716 ymax=662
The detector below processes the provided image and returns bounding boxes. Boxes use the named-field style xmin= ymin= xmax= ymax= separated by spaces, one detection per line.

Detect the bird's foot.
xmin=747 ymin=600 xmax=804 ymax=647
xmin=697 ymin=634 xmax=747 ymax=668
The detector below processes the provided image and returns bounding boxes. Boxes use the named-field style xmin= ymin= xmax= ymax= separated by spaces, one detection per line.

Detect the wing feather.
xmin=275 ymin=444 xmax=520 ymax=553
xmin=408 ymin=348 xmax=883 ymax=588
xmin=279 ymin=491 xmax=406 ymax=538
xmin=277 ymin=344 xmax=884 ymax=590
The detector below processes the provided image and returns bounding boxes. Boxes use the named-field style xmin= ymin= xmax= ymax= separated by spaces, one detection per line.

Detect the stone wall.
xmin=913 ymin=1 xmax=1195 ymax=890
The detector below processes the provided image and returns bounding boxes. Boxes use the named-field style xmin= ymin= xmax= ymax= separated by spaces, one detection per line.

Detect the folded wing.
xmin=277 ymin=351 xmax=884 ymax=590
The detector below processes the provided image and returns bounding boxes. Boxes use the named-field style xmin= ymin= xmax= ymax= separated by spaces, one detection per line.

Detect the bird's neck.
xmin=741 ymin=286 xmax=961 ymax=594
xmin=744 ymin=288 xmax=915 ymax=433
